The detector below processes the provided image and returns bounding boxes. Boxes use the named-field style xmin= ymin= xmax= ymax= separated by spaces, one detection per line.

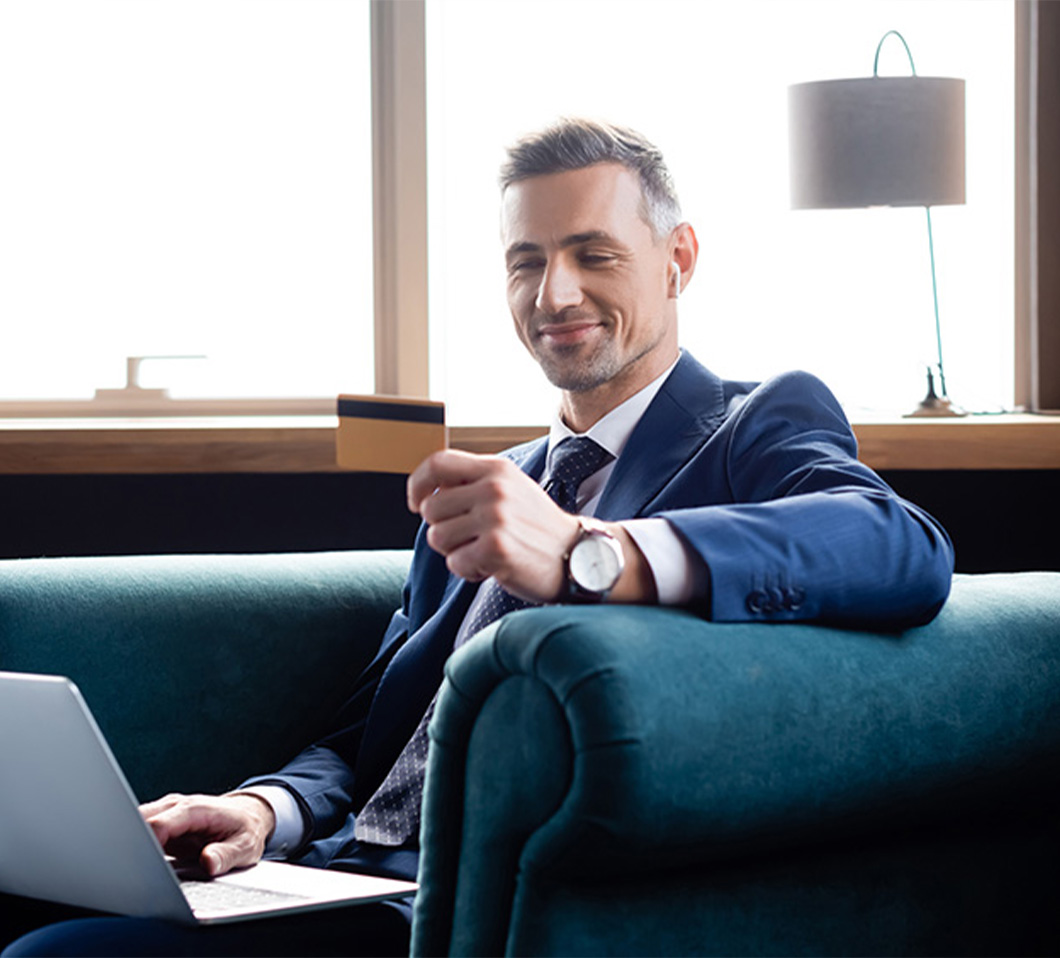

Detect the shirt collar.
xmin=546 ymin=356 xmax=680 ymax=467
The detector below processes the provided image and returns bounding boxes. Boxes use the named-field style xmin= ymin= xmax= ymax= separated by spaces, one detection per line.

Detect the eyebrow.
xmin=504 ymin=230 xmax=615 ymax=259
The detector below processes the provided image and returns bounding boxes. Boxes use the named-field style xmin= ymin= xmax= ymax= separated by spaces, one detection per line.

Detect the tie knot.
xmin=545 ymin=436 xmax=614 ymax=512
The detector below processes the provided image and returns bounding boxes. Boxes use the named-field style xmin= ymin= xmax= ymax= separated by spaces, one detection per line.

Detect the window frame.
xmin=1017 ymin=0 xmax=1060 ymax=411
xmin=371 ymin=0 xmax=429 ymax=399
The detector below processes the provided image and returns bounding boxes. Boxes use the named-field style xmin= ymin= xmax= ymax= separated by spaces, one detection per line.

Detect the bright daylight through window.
xmin=427 ymin=0 xmax=1014 ymax=424
xmin=0 ymin=0 xmax=374 ymax=407
xmin=1 ymin=1 xmax=1014 ymax=425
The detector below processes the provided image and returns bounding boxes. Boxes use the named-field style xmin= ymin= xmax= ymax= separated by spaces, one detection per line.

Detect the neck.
xmin=560 ymin=347 xmax=679 ymax=434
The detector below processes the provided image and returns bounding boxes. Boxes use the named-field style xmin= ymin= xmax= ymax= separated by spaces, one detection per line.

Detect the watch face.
xmin=570 ymin=534 xmax=623 ymax=593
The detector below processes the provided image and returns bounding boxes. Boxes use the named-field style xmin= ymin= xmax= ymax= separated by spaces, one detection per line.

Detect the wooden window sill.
xmin=0 ymin=415 xmax=1057 ymax=475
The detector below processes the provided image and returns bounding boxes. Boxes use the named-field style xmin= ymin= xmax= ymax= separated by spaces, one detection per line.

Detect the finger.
xmin=138 ymin=793 xmax=185 ymax=819
xmin=424 ymin=511 xmax=484 ymax=564
xmin=145 ymin=797 xmax=240 ymax=853
xmin=440 ymin=526 xmax=517 ymax=584
xmin=200 ymin=833 xmax=262 ymax=878
xmin=144 ymin=802 xmax=210 ymax=850
xmin=407 ymin=450 xmax=500 ymax=513
xmin=419 ymin=478 xmax=498 ymax=527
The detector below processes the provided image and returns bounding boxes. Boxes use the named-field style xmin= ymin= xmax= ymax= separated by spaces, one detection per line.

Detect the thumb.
xmin=200 ymin=840 xmax=243 ymax=878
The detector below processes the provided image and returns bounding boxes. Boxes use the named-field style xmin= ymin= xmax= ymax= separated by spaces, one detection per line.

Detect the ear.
xmin=668 ymin=223 xmax=699 ymax=299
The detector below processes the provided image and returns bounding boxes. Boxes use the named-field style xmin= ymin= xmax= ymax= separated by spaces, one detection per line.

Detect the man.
xmin=4 ymin=119 xmax=953 ymax=957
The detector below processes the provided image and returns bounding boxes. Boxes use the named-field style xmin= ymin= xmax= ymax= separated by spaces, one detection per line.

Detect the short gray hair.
xmin=499 ymin=118 xmax=682 ymax=237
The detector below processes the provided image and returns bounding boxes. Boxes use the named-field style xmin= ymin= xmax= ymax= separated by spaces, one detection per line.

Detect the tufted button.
xmin=747 ymin=590 xmax=770 ymax=614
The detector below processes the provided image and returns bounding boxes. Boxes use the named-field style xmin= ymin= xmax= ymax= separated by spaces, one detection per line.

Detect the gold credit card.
xmin=336 ymin=395 xmax=447 ymax=474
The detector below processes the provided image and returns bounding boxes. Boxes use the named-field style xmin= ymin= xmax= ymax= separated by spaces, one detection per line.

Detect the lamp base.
xmin=904 ymin=366 xmax=966 ymax=418
xmin=904 ymin=393 xmax=966 ymax=418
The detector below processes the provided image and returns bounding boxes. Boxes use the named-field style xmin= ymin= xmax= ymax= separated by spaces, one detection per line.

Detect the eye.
xmin=508 ymin=258 xmax=545 ymax=274
xmin=579 ymin=251 xmax=616 ymax=266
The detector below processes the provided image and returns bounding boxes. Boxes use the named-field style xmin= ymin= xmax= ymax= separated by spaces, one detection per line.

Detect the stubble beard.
xmin=532 ymin=331 xmax=667 ymax=395
xmin=518 ymin=304 xmax=624 ymax=392
xmin=531 ymin=336 xmax=624 ymax=393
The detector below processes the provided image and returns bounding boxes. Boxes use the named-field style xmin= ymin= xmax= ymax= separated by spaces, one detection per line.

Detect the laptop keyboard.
xmin=180 ymin=878 xmax=310 ymax=913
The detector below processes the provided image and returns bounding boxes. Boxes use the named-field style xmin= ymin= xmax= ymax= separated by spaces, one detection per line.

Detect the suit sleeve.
xmin=659 ymin=371 xmax=954 ymax=629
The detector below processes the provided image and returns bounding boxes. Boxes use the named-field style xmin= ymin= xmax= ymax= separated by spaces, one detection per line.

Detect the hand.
xmin=140 ymin=792 xmax=276 ymax=878
xmin=408 ymin=449 xmax=580 ymax=603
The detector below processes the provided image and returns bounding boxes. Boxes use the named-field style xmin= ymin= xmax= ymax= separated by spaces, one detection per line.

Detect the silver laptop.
xmin=0 ymin=671 xmax=417 ymax=925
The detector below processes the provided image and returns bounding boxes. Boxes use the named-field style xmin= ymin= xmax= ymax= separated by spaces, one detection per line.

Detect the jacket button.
xmin=747 ymin=590 xmax=770 ymax=614
xmin=784 ymin=588 xmax=806 ymax=611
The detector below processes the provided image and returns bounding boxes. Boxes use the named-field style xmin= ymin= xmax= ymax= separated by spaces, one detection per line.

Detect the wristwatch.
xmin=564 ymin=518 xmax=625 ymax=602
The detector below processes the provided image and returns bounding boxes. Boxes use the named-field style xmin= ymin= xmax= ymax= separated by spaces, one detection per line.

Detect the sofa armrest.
xmin=0 ymin=551 xmax=410 ymax=800
xmin=414 ymin=572 xmax=1060 ymax=956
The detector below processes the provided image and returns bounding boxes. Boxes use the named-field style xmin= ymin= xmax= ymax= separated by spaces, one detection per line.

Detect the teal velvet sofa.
xmin=1 ymin=551 xmax=1058 ymax=956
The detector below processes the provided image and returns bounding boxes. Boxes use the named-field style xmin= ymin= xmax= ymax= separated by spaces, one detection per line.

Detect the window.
xmin=0 ymin=0 xmax=373 ymax=406
xmin=0 ymin=1 xmax=1031 ymax=425
xmin=426 ymin=0 xmax=1014 ymax=424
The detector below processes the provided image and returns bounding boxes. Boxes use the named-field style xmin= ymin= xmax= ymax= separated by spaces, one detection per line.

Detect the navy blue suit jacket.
xmin=245 ymin=352 xmax=954 ymax=880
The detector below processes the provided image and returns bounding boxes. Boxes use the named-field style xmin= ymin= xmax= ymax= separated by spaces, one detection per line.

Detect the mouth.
xmin=535 ymin=320 xmax=603 ymax=348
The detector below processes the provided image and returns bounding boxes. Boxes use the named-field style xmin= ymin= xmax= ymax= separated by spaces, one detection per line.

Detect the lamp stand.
xmin=904 ymin=204 xmax=966 ymax=418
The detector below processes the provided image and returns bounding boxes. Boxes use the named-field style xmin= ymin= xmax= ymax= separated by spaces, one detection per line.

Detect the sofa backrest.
xmin=0 ymin=551 xmax=410 ymax=801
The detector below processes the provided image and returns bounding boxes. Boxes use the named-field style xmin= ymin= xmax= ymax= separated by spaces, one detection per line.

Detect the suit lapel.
xmin=597 ymin=352 xmax=729 ymax=521
xmin=352 ymin=574 xmax=476 ymax=802
xmin=354 ymin=436 xmax=550 ymax=800
xmin=504 ymin=435 xmax=548 ymax=479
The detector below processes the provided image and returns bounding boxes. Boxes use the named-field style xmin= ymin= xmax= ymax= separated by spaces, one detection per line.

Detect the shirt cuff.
xmin=232 ymin=785 xmax=307 ymax=860
xmin=622 ymin=517 xmax=706 ymax=606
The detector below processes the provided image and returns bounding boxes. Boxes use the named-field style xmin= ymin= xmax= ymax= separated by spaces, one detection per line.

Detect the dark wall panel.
xmin=0 ymin=473 xmax=421 ymax=559
xmin=880 ymin=470 xmax=1058 ymax=573
xmin=0 ymin=470 xmax=1056 ymax=573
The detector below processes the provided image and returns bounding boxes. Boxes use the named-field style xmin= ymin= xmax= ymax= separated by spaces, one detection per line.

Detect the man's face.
xmin=501 ymin=163 xmax=678 ymax=399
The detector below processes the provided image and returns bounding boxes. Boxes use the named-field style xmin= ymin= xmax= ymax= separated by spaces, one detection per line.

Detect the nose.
xmin=535 ymin=258 xmax=583 ymax=315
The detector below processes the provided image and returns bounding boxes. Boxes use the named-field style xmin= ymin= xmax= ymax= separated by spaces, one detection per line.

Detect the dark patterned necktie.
xmin=353 ymin=437 xmax=614 ymax=847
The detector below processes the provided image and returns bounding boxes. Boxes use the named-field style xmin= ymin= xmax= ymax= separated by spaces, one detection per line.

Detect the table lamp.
xmin=788 ymin=30 xmax=966 ymax=416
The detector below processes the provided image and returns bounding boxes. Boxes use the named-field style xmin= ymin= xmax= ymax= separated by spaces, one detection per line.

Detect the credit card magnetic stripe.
xmin=337 ymin=399 xmax=445 ymax=424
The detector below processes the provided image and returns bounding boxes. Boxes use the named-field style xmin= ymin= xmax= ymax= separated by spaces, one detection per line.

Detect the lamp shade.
xmin=789 ymin=76 xmax=965 ymax=209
